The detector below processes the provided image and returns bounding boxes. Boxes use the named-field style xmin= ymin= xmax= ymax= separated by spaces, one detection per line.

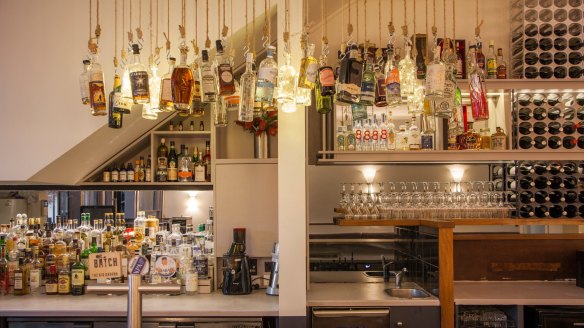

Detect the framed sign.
xmin=88 ymin=252 xmax=122 ymax=280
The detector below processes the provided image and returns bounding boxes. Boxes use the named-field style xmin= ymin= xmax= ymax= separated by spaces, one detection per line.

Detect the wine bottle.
xmin=564 ymin=205 xmax=578 ymax=218
xmin=520 ymin=191 xmax=535 ymax=203
xmin=563 ymin=122 xmax=577 ymax=134
xmin=548 ymin=136 xmax=562 ymax=149
xmin=548 ymin=122 xmax=563 ymax=134
xmin=554 ymin=52 xmax=567 ymax=65
xmin=548 ymin=108 xmax=562 ymax=120
xmin=519 ymin=122 xmax=533 ymax=135
xmin=549 ymin=191 xmax=565 ymax=204
xmin=520 ymin=205 xmax=535 ymax=218
xmin=539 ymin=52 xmax=553 ymax=65
xmin=533 ymin=122 xmax=548 ymax=135
xmin=554 ymin=38 xmax=568 ymax=51
xmin=519 ymin=136 xmax=533 ymax=149
xmin=563 ymin=136 xmax=577 ymax=149
xmin=547 ymin=162 xmax=563 ymax=175
xmin=534 ymin=136 xmax=548 ymax=149
xmin=520 ymin=177 xmax=535 ymax=189
xmin=565 ymin=191 xmax=578 ymax=204
xmin=519 ymin=162 xmax=534 ymax=175
xmin=563 ymin=162 xmax=577 ymax=174
xmin=533 ymin=107 xmax=547 ymax=120
xmin=579 ymin=136 xmax=584 ymax=149
xmin=534 ymin=190 xmax=549 ymax=204
xmin=549 ymin=176 xmax=564 ymax=189
xmin=548 ymin=205 xmax=565 ymax=218
xmin=564 ymin=177 xmax=578 ymax=189
xmin=534 ymin=176 xmax=549 ymax=189
xmin=539 ymin=66 xmax=553 ymax=79
xmin=534 ymin=205 xmax=549 ymax=218
xmin=533 ymin=161 xmax=549 ymax=174
xmin=519 ymin=108 xmax=533 ymax=121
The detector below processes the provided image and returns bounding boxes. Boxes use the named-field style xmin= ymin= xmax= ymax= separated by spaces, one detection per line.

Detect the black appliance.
xmin=577 ymin=250 xmax=584 ymax=288
xmin=311 ymin=307 xmax=390 ymax=328
xmin=525 ymin=306 xmax=584 ymax=327
xmin=222 ymin=228 xmax=252 ymax=295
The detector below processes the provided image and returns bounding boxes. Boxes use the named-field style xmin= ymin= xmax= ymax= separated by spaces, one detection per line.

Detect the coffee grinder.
xmin=266 ymin=242 xmax=279 ymax=296
xmin=222 ymin=228 xmax=252 ymax=295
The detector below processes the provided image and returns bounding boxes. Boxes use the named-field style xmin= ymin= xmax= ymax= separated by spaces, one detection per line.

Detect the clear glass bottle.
xmin=360 ymin=57 xmax=376 ymax=106
xmin=133 ymin=211 xmax=146 ymax=245
xmin=386 ymin=112 xmax=396 ymax=150
xmin=199 ymin=50 xmax=217 ymax=103
xmin=255 ymin=45 xmax=278 ymax=102
xmin=408 ymin=116 xmax=421 ymax=151
xmin=346 ymin=124 xmax=356 ymax=151
xmin=88 ymin=52 xmax=107 ymax=116
xmin=298 ymin=43 xmax=319 ymax=89
xmin=398 ymin=45 xmax=416 ymax=102
xmin=276 ymin=51 xmax=297 ymax=105
xmin=336 ymin=45 xmax=363 ymax=104
xmin=172 ymin=46 xmax=194 ymax=116
xmin=178 ymin=145 xmax=193 ymax=182
xmin=434 ymin=39 xmax=456 ymax=118
xmin=421 ymin=113 xmax=435 ymax=151
xmin=238 ymin=53 xmax=256 ymax=122
xmin=215 ymin=40 xmax=235 ymax=95
xmin=159 ymin=57 xmax=176 ymax=112
xmin=396 ymin=123 xmax=409 ymax=151
xmin=148 ymin=61 xmax=162 ymax=113
xmin=486 ymin=40 xmax=497 ymax=79
xmin=168 ymin=224 xmax=183 ymax=246
xmin=79 ymin=60 xmax=91 ymax=105
xmin=384 ymin=44 xmax=401 ymax=107
xmin=491 ymin=127 xmax=508 ymax=150
xmin=425 ymin=45 xmax=446 ymax=97
xmin=378 ymin=114 xmax=388 ymax=151
xmin=468 ymin=46 xmax=489 ymax=121
xmin=128 ymin=44 xmax=151 ymax=104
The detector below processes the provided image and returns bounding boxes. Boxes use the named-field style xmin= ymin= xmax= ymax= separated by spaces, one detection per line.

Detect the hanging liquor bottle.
xmin=120 ymin=60 xmax=134 ymax=113
xmin=88 ymin=51 xmax=107 ymax=116
xmin=425 ymin=45 xmax=446 ymax=98
xmin=336 ymin=44 xmax=363 ymax=104
xmin=255 ymin=45 xmax=278 ymax=103
xmin=467 ymin=45 xmax=489 ymax=121
xmin=79 ymin=60 xmax=91 ymax=105
xmin=276 ymin=50 xmax=297 ymax=106
xmin=384 ymin=44 xmax=401 ymax=107
xmin=374 ymin=50 xmax=387 ymax=107
xmin=108 ymin=71 xmax=123 ymax=129
xmin=238 ymin=53 xmax=256 ymax=122
xmin=159 ymin=57 xmax=176 ymax=112
xmin=148 ymin=60 xmax=162 ymax=113
xmin=434 ymin=40 xmax=456 ymax=118
xmin=215 ymin=40 xmax=235 ymax=96
xmin=315 ymin=80 xmax=332 ymax=114
xmin=128 ymin=44 xmax=151 ymax=104
xmin=360 ymin=56 xmax=376 ymax=106
xmin=199 ymin=50 xmax=217 ymax=103
xmin=317 ymin=62 xmax=335 ymax=98
xmin=398 ymin=44 xmax=416 ymax=103
xmin=171 ymin=45 xmax=194 ymax=116
xmin=190 ymin=58 xmax=205 ymax=118
xmin=298 ymin=43 xmax=319 ymax=90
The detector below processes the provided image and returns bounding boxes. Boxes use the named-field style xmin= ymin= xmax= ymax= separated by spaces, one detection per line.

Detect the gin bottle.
xmin=159 ymin=57 xmax=176 ymax=112
xmin=354 ymin=120 xmax=363 ymax=151
xmin=255 ymin=45 xmax=278 ymax=102
xmin=371 ymin=114 xmax=380 ymax=151
xmin=378 ymin=114 xmax=389 ymax=151
xmin=215 ymin=40 xmax=235 ymax=95
xmin=360 ymin=57 xmax=376 ymax=106
xmin=79 ymin=60 xmax=91 ymax=105
xmin=88 ymin=52 xmax=107 ymax=116
xmin=238 ymin=53 xmax=256 ymax=122
xmin=199 ymin=50 xmax=217 ymax=103
xmin=128 ymin=44 xmax=150 ymax=104
xmin=384 ymin=45 xmax=401 ymax=108
xmin=425 ymin=46 xmax=446 ymax=97
xmin=398 ymin=45 xmax=416 ymax=102
xmin=276 ymin=51 xmax=296 ymax=104
xmin=172 ymin=46 xmax=194 ymax=116
xmin=298 ymin=43 xmax=319 ymax=89
xmin=396 ymin=124 xmax=409 ymax=151
xmin=408 ymin=116 xmax=421 ymax=150
xmin=374 ymin=54 xmax=387 ymax=107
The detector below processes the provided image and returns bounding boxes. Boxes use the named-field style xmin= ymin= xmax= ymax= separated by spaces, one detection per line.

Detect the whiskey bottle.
xmin=70 ymin=249 xmax=85 ymax=296
xmin=336 ymin=45 xmax=363 ymax=104
xmin=468 ymin=46 xmax=489 ymax=121
xmin=298 ymin=43 xmax=319 ymax=90
xmin=88 ymin=52 xmax=107 ymax=116
xmin=238 ymin=53 xmax=256 ymax=122
xmin=79 ymin=60 xmax=91 ymax=105
xmin=159 ymin=57 xmax=176 ymax=112
xmin=360 ymin=57 xmax=376 ymax=106
xmin=145 ymin=155 xmax=152 ymax=182
xmin=456 ymin=122 xmax=481 ymax=150
xmin=126 ymin=162 xmax=135 ymax=182
xmin=172 ymin=46 xmax=194 ymax=116
xmin=485 ymin=40 xmax=497 ymax=79
xmin=119 ymin=164 xmax=127 ymax=182
xmin=276 ymin=51 xmax=297 ymax=104
xmin=215 ymin=40 xmax=235 ymax=95
xmin=108 ymin=71 xmax=123 ymax=129
xmin=128 ymin=44 xmax=151 ymax=104
xmin=496 ymin=48 xmax=507 ymax=79
xmin=167 ymin=141 xmax=178 ymax=182
xmin=425 ymin=46 xmax=446 ymax=97
xmin=384 ymin=45 xmax=401 ymax=108
xmin=199 ymin=50 xmax=217 ymax=103
xmin=491 ymin=127 xmax=507 ymax=150
xmin=13 ymin=257 xmax=29 ymax=296
xmin=138 ymin=156 xmax=145 ymax=181
xmin=190 ymin=63 xmax=205 ymax=118
xmin=408 ymin=116 xmax=421 ymax=151
xmin=255 ymin=45 xmax=278 ymax=102
xmin=57 ymin=263 xmax=70 ymax=295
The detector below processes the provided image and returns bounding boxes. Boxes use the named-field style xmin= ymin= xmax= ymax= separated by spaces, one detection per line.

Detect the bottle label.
xmin=201 ymin=67 xmax=216 ymax=93
xmin=487 ymin=58 xmax=497 ymax=77
xmin=89 ymin=81 xmax=107 ymax=110
xmin=14 ymin=272 xmax=23 ymax=289
xmin=160 ymin=78 xmax=173 ymax=101
xmin=71 ymin=269 xmax=85 ymax=286
xmin=380 ymin=129 xmax=388 ymax=141
xmin=305 ymin=62 xmax=319 ymax=83
xmin=337 ymin=134 xmax=346 ymax=150
xmin=194 ymin=166 xmax=206 ymax=182
xmin=364 ymin=130 xmax=371 ymax=142
xmin=385 ymin=68 xmax=401 ymax=96
xmin=194 ymin=258 xmax=209 ymax=277
xmin=193 ymin=81 xmax=202 ymax=98
xmin=255 ymin=80 xmax=275 ymax=102
xmin=421 ymin=135 xmax=434 ymax=150
xmin=355 ymin=129 xmax=362 ymax=141
xmin=185 ymin=271 xmax=199 ymax=292
xmin=346 ymin=133 xmax=356 ymax=150
xmin=319 ymin=67 xmax=335 ymax=86
xmin=119 ymin=171 xmax=127 ymax=182
xmin=351 ymin=104 xmax=368 ymax=121
xmin=178 ymin=170 xmax=193 ymax=179
xmin=45 ymin=283 xmax=58 ymax=294
xmin=491 ymin=136 xmax=506 ymax=150
xmin=425 ymin=64 xmax=446 ymax=93
xmin=258 ymin=67 xmax=278 ymax=83
xmin=376 ymin=78 xmax=387 ymax=97
xmin=218 ymin=64 xmax=234 ymax=84
xmin=130 ymin=71 xmax=150 ymax=99
xmin=372 ymin=130 xmax=379 ymax=141
xmin=360 ymin=81 xmax=375 ymax=98
xmin=30 ymin=269 xmax=41 ymax=289
xmin=340 ymin=83 xmax=361 ymax=96
xmin=113 ymin=92 xmax=133 ymax=111
xmin=58 ymin=274 xmax=70 ymax=293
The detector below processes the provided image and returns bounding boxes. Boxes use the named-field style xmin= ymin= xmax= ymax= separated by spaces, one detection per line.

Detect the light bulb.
xmin=149 ymin=65 xmax=161 ymax=112
xmin=282 ymin=102 xmax=297 ymax=113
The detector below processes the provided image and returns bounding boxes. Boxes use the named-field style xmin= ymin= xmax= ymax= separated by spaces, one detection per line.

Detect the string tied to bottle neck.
xmin=121 ymin=0 xmax=127 ymax=65
xmin=320 ymin=0 xmax=328 ymax=66
xmin=191 ymin=0 xmax=200 ymax=58
xmin=401 ymin=0 xmax=410 ymax=47
xmin=300 ymin=0 xmax=310 ymax=54
xmin=431 ymin=0 xmax=437 ymax=45
xmin=178 ymin=0 xmax=188 ymax=54
xmin=387 ymin=0 xmax=395 ymax=45
xmin=87 ymin=0 xmax=99 ymax=54
xmin=136 ymin=0 xmax=144 ymax=49
xmin=376 ymin=0 xmax=382 ymax=60
xmin=222 ymin=0 xmax=229 ymax=40
xmin=347 ymin=0 xmax=353 ymax=45
xmin=205 ymin=0 xmax=211 ymax=49
xmin=262 ymin=0 xmax=269 ymax=48
xmin=128 ymin=0 xmax=134 ymax=46
xmin=243 ymin=0 xmax=250 ymax=58
xmin=283 ymin=0 xmax=290 ymax=54
xmin=153 ymin=0 xmax=161 ymax=64
xmin=162 ymin=0 xmax=171 ymax=58
xmin=114 ymin=0 xmax=119 ymax=68
xmin=474 ymin=0 xmax=483 ymax=44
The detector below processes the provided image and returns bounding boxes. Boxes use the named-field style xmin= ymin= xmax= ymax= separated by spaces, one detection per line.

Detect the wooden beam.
xmin=439 ymin=226 xmax=454 ymax=328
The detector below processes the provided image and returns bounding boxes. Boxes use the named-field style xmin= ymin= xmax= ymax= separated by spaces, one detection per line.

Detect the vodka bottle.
xmin=371 ymin=114 xmax=380 ymax=151
xmin=425 ymin=45 xmax=446 ymax=97
xmin=384 ymin=44 xmax=401 ymax=107
xmin=238 ymin=53 xmax=256 ymax=122
xmin=276 ymin=51 xmax=296 ymax=104
xmin=379 ymin=114 xmax=389 ymax=151
xmin=255 ymin=45 xmax=278 ymax=102
xmin=386 ymin=112 xmax=396 ymax=150
xmin=354 ymin=120 xmax=363 ymax=151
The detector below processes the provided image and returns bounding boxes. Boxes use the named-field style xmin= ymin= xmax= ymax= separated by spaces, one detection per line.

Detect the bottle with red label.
xmin=379 ymin=113 xmax=389 ymax=151
xmin=317 ymin=65 xmax=336 ymax=97
xmin=371 ymin=114 xmax=380 ymax=151
xmin=354 ymin=120 xmax=363 ymax=151
xmin=363 ymin=119 xmax=372 ymax=151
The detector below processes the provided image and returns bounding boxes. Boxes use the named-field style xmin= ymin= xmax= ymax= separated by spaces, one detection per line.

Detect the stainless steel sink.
xmin=384 ymin=288 xmax=431 ymax=299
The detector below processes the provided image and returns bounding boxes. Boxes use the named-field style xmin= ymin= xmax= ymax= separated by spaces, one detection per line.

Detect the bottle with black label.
xmin=167 ymin=141 xmax=178 ymax=182
xmin=71 ymin=249 xmax=85 ymax=296
xmin=215 ymin=40 xmax=235 ymax=95
xmin=128 ymin=44 xmax=150 ymax=104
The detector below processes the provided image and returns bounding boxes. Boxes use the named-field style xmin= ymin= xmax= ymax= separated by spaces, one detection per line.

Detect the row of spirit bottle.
xmin=156 ymin=139 xmax=211 ymax=183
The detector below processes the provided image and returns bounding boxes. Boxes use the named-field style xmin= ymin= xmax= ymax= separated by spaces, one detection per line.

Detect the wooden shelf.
xmin=456 ymin=79 xmax=584 ymax=92
xmin=80 ymin=182 xmax=213 ymax=191
xmin=318 ymin=150 xmax=584 ymax=164
xmin=215 ymin=158 xmax=278 ymax=165
xmin=454 ymin=233 xmax=584 ymax=241
xmin=334 ymin=217 xmax=584 ymax=227
xmin=151 ymin=131 xmax=211 ymax=137
xmin=334 ymin=218 xmax=454 ymax=228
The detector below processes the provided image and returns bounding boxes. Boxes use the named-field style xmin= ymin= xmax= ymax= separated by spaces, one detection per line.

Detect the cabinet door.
xmin=215 ymin=163 xmax=278 ymax=257
xmin=390 ymin=306 xmax=440 ymax=328
xmin=542 ymin=314 xmax=584 ymax=327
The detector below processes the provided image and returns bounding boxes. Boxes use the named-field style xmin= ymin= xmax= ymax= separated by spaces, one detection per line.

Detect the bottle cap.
xmin=132 ymin=44 xmax=140 ymax=54
xmin=246 ymin=52 xmax=254 ymax=62
xmin=161 ymin=138 xmax=166 ymax=143
xmin=168 ymin=57 xmax=176 ymax=63
xmin=215 ymin=40 xmax=224 ymax=52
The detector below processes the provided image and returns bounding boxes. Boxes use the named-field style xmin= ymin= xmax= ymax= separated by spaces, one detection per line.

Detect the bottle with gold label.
xmin=88 ymin=51 xmax=107 ymax=116
xmin=128 ymin=44 xmax=150 ymax=104
xmin=57 ymin=264 xmax=70 ymax=295
xmin=159 ymin=57 xmax=176 ymax=112
xmin=491 ymin=127 xmax=508 ymax=150
xmin=172 ymin=45 xmax=195 ymax=116
xmin=13 ymin=257 xmax=29 ymax=296
xmin=167 ymin=141 xmax=178 ymax=182
xmin=480 ymin=127 xmax=492 ymax=150
xmin=457 ymin=122 xmax=481 ymax=150
xmin=298 ymin=43 xmax=319 ymax=90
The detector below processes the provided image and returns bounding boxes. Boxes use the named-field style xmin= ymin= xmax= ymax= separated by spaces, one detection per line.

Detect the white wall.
xmin=162 ymin=190 xmax=213 ymax=225
xmin=0 ymin=0 xmax=268 ymax=181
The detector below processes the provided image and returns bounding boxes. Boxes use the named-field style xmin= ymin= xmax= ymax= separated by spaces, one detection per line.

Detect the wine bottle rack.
xmin=512 ymin=91 xmax=584 ymax=151
xmin=511 ymin=0 xmax=583 ymax=79
xmin=513 ymin=160 xmax=584 ymax=219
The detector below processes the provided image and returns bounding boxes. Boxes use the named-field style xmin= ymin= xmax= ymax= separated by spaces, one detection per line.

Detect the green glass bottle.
xmin=71 ymin=249 xmax=86 ymax=296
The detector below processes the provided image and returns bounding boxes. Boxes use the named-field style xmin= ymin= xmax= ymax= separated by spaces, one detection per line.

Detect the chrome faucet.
xmin=388 ymin=267 xmax=408 ymax=288
xmin=381 ymin=255 xmax=394 ymax=282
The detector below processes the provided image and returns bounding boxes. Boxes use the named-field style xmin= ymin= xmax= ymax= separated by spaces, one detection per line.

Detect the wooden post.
xmin=439 ymin=226 xmax=455 ymax=328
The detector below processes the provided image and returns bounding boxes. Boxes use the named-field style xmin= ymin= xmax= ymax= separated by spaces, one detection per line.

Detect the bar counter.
xmin=0 ymin=291 xmax=279 ymax=317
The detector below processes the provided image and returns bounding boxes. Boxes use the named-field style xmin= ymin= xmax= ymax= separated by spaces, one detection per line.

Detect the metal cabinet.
xmin=389 ymin=306 xmax=441 ymax=328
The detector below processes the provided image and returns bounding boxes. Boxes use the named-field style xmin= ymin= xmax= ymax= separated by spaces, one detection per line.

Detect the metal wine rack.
xmin=512 ymin=91 xmax=584 ymax=151
xmin=511 ymin=0 xmax=583 ymax=79
xmin=513 ymin=160 xmax=584 ymax=219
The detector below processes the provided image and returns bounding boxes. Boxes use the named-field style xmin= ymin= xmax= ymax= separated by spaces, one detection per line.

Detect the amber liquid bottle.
xmin=215 ymin=40 xmax=235 ymax=95
xmin=172 ymin=46 xmax=194 ymax=116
